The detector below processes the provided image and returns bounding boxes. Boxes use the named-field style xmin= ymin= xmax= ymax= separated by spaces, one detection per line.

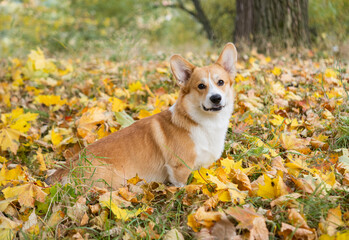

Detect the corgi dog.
xmin=47 ymin=43 xmax=237 ymax=189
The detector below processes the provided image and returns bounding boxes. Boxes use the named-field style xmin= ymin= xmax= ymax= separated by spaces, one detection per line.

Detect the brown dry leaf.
xmin=288 ymin=208 xmax=311 ymax=229
xmin=0 ymin=215 xmax=22 ymax=240
xmin=89 ymin=210 xmax=108 ymax=230
xmin=80 ymin=212 xmax=89 ymax=226
xmin=72 ymin=232 xmax=84 ymax=240
xmin=67 ymin=196 xmax=88 ymax=224
xmin=136 ymin=222 xmax=160 ymax=239
xmin=118 ymin=187 xmax=138 ymax=203
xmin=230 ymin=169 xmax=252 ymax=191
xmin=184 ymin=184 xmax=202 ymax=196
xmin=319 ymin=205 xmax=345 ymax=236
xmin=163 ymin=229 xmax=184 ymax=240
xmin=271 ymin=156 xmax=288 ymax=173
xmin=99 ymin=191 xmax=131 ymax=208
xmin=270 ymin=193 xmax=302 ymax=208
xmin=187 ymin=207 xmax=222 ymax=232
xmin=225 ymin=207 xmax=269 ymax=240
xmin=47 ymin=210 xmax=65 ymax=228
xmin=278 ymin=222 xmax=316 ymax=240
xmin=204 ymin=195 xmax=219 ymax=210
xmin=291 ymin=176 xmax=316 ymax=194
xmin=89 ymin=204 xmax=101 ymax=214
xmin=210 ymin=214 xmax=236 ymax=239
xmin=196 ymin=214 xmax=236 ymax=240
xmin=280 ymin=132 xmax=311 ymax=154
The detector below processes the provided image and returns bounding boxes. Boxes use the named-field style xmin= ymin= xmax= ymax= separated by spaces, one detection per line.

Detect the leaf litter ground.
xmin=0 ymin=48 xmax=349 ymax=239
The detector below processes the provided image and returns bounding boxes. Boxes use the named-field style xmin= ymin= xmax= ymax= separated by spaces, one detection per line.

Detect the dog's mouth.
xmin=202 ymin=105 xmax=224 ymax=112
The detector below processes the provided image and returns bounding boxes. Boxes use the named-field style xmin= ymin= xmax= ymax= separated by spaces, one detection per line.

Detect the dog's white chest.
xmin=190 ymin=117 xmax=230 ymax=170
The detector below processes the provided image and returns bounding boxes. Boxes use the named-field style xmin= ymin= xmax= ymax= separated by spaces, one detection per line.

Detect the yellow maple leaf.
xmin=220 ymin=158 xmax=252 ymax=175
xmin=322 ymin=171 xmax=336 ymax=187
xmin=51 ymin=128 xmax=63 ymax=146
xmin=0 ymin=156 xmax=7 ymax=163
xmin=35 ymin=95 xmax=67 ymax=107
xmin=138 ymin=109 xmax=152 ymax=119
xmin=218 ymin=186 xmax=247 ymax=204
xmin=2 ymin=182 xmax=47 ymax=208
xmin=192 ymin=168 xmax=215 ymax=184
xmin=109 ymin=97 xmax=127 ymax=112
xmin=0 ymin=165 xmax=27 ymax=186
xmin=100 ymin=200 xmax=145 ymax=221
xmin=24 ymin=48 xmax=57 ymax=77
xmin=128 ymin=81 xmax=142 ymax=93
xmin=0 ymin=128 xmax=21 ymax=154
xmin=270 ymin=114 xmax=285 ymax=126
xmin=76 ymin=107 xmax=110 ymax=143
xmin=1 ymin=108 xmax=38 ymax=134
xmin=187 ymin=213 xmax=201 ymax=232
xmin=325 ymin=68 xmax=338 ymax=79
xmin=127 ymin=174 xmax=143 ymax=185
xmin=272 ymin=67 xmax=282 ymax=76
xmin=257 ymin=174 xmax=289 ymax=199
xmin=280 ymin=132 xmax=310 ymax=154
xmin=235 ymin=73 xmax=245 ymax=82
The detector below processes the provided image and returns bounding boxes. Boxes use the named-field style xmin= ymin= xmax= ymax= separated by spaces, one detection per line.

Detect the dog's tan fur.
xmin=46 ymin=43 xmax=237 ymax=189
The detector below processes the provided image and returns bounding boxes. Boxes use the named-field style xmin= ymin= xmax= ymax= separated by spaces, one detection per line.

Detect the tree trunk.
xmin=191 ymin=0 xmax=217 ymax=42
xmin=234 ymin=0 xmax=310 ymax=49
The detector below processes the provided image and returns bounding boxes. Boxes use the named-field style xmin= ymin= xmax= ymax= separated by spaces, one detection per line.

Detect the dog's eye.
xmin=198 ymin=83 xmax=206 ymax=89
xmin=217 ymin=80 xmax=224 ymax=86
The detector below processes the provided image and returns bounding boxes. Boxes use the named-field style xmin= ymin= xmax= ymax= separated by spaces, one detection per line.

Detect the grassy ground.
xmin=0 ymin=46 xmax=348 ymax=239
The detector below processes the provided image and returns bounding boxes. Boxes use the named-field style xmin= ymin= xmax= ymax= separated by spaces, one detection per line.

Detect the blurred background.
xmin=1 ymin=0 xmax=348 ymax=59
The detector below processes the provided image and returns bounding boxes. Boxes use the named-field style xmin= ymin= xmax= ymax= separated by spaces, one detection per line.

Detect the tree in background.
xmin=160 ymin=0 xmax=310 ymax=49
xmin=157 ymin=0 xmax=234 ymax=45
xmin=234 ymin=0 xmax=310 ymax=48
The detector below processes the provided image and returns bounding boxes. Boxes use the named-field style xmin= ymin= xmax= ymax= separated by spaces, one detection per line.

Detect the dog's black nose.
xmin=210 ymin=94 xmax=222 ymax=104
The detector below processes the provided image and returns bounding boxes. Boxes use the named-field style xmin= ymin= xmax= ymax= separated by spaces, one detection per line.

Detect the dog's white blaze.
xmin=188 ymin=78 xmax=234 ymax=170
xmin=203 ymin=72 xmax=225 ymax=108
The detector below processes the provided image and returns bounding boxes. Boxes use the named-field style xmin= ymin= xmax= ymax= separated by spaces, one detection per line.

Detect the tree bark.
xmin=234 ymin=0 xmax=310 ymax=49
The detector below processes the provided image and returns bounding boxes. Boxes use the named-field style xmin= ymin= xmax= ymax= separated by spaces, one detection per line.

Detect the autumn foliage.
xmin=0 ymin=48 xmax=348 ymax=239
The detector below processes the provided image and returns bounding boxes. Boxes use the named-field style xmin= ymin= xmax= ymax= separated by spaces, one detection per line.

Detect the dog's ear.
xmin=216 ymin=42 xmax=237 ymax=75
xmin=170 ymin=55 xmax=195 ymax=86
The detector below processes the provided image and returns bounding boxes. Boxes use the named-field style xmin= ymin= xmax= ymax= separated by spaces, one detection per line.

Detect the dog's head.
xmin=170 ymin=43 xmax=237 ymax=114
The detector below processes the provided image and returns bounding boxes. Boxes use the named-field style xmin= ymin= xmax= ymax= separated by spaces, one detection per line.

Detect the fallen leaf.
xmin=0 ymin=128 xmax=21 ymax=154
xmin=257 ymin=174 xmax=289 ymax=199
xmin=2 ymin=182 xmax=47 ymax=208
xmin=226 ymin=207 xmax=269 ymax=240
xmin=279 ymin=222 xmax=316 ymax=240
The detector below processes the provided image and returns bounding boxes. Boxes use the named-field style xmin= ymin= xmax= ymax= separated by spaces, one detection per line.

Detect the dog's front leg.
xmin=165 ymin=159 xmax=193 ymax=187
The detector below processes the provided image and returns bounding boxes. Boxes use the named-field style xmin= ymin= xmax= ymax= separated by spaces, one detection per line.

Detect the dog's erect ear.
xmin=170 ymin=55 xmax=195 ymax=86
xmin=216 ymin=42 xmax=237 ymax=75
